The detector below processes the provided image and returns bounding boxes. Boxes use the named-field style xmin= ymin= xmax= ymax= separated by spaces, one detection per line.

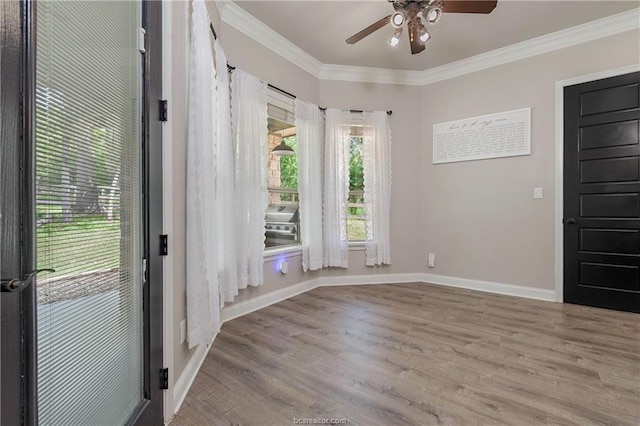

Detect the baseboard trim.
xmin=318 ymin=272 xmax=555 ymax=301
xmin=172 ymin=341 xmax=210 ymax=418
xmin=220 ymin=278 xmax=320 ymax=324
xmin=422 ymin=273 xmax=556 ymax=302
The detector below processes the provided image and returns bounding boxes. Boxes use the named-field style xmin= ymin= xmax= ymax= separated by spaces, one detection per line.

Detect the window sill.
xmin=349 ymin=242 xmax=366 ymax=251
xmin=264 ymin=245 xmax=302 ymax=262
xmin=264 ymin=242 xmax=367 ymax=260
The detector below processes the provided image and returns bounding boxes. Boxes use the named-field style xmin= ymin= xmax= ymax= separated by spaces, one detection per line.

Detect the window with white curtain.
xmin=325 ymin=108 xmax=392 ymax=266
xmin=265 ymin=89 xmax=301 ymax=250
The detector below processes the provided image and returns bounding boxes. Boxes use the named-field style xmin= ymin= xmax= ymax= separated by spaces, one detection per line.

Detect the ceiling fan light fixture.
xmin=426 ymin=6 xmax=442 ymax=24
xmin=388 ymin=28 xmax=402 ymax=47
xmin=390 ymin=11 xmax=405 ymax=29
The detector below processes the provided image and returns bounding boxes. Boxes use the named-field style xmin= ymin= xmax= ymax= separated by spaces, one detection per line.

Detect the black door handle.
xmin=564 ymin=218 xmax=577 ymax=225
xmin=1 ymin=269 xmax=55 ymax=293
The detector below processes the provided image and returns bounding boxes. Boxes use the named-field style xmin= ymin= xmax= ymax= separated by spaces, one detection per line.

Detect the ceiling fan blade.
xmin=442 ymin=0 xmax=497 ymax=14
xmin=409 ymin=24 xmax=425 ymax=55
xmin=346 ymin=14 xmax=392 ymax=44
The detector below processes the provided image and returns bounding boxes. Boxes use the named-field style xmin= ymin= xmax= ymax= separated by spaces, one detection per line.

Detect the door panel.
xmin=580 ymin=157 xmax=639 ymax=183
xmin=580 ymin=262 xmax=639 ymax=291
xmin=580 ymin=83 xmax=639 ymax=115
xmin=580 ymin=120 xmax=639 ymax=150
xmin=564 ymin=71 xmax=640 ymax=313
xmin=580 ymin=193 xmax=639 ymax=217
xmin=580 ymin=228 xmax=640 ymax=254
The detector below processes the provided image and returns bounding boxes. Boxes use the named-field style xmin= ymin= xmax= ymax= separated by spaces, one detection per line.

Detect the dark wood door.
xmin=564 ymin=71 xmax=640 ymax=313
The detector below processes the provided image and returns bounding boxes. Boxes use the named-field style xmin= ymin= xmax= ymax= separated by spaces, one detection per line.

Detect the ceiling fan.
xmin=346 ymin=0 xmax=498 ymax=55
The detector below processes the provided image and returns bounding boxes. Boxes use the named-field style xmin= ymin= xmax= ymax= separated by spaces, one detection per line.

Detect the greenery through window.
xmin=348 ymin=137 xmax=366 ymax=241
xmin=279 ymin=136 xmax=298 ymax=200
xmin=36 ymin=89 xmax=123 ymax=278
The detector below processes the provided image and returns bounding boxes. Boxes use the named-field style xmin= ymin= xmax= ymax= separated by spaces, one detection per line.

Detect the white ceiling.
xmin=234 ymin=1 xmax=639 ymax=71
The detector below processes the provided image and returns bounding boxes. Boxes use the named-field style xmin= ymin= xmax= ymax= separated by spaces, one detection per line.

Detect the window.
xmin=265 ymin=114 xmax=300 ymax=249
xmin=348 ymin=136 xmax=366 ymax=241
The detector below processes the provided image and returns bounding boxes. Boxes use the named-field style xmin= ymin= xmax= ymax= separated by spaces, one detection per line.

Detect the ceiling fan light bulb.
xmin=418 ymin=28 xmax=431 ymax=43
xmin=390 ymin=12 xmax=405 ymax=29
xmin=388 ymin=29 xmax=401 ymax=47
xmin=426 ymin=7 xmax=442 ymax=24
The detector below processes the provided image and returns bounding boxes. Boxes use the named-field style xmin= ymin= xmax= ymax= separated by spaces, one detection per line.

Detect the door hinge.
xmin=142 ymin=258 xmax=147 ymax=284
xmin=139 ymin=27 xmax=146 ymax=53
xmin=159 ymin=99 xmax=168 ymax=122
xmin=160 ymin=368 xmax=169 ymax=390
xmin=159 ymin=234 xmax=168 ymax=256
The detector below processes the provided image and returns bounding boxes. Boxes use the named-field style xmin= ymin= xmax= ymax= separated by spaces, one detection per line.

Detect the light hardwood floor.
xmin=172 ymin=283 xmax=640 ymax=425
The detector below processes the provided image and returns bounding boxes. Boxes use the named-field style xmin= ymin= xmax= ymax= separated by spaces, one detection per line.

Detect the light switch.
xmin=533 ymin=187 xmax=543 ymax=199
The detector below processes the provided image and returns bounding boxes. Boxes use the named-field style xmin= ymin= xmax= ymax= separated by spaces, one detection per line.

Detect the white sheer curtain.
xmin=323 ymin=109 xmax=351 ymax=268
xmin=213 ymin=40 xmax=239 ymax=305
xmin=232 ymin=70 xmax=268 ymax=288
xmin=186 ymin=0 xmax=219 ymax=349
xmin=295 ymin=99 xmax=324 ymax=271
xmin=363 ymin=111 xmax=392 ymax=265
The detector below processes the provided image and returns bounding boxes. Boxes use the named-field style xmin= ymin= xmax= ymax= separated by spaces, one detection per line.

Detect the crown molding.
xmin=219 ymin=2 xmax=639 ymax=87
xmin=416 ymin=8 xmax=640 ymax=85
xmin=219 ymin=1 xmax=323 ymax=78
xmin=319 ymin=64 xmax=425 ymax=86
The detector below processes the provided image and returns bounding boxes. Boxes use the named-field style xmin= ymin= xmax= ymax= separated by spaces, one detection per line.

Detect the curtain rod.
xmin=268 ymin=84 xmax=296 ymax=100
xmin=318 ymin=107 xmax=392 ymax=115
xmin=225 ymin=63 xmax=296 ymax=100
xmin=210 ymin=23 xmax=217 ymax=40
xmin=210 ymin=22 xmax=391 ymax=116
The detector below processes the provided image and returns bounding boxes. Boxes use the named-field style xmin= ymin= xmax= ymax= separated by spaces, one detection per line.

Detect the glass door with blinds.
xmin=35 ymin=1 xmax=145 ymax=423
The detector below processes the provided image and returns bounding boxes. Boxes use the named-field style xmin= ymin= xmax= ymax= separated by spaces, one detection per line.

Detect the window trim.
xmin=349 ymin=242 xmax=366 ymax=251
xmin=264 ymin=244 xmax=302 ymax=261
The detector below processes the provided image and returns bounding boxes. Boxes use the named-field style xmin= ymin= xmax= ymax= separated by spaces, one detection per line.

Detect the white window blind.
xmin=267 ymin=87 xmax=295 ymax=122
xmin=35 ymin=1 xmax=143 ymax=424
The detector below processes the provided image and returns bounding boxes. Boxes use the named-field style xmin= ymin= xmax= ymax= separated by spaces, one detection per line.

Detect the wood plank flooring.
xmin=171 ymin=283 xmax=640 ymax=425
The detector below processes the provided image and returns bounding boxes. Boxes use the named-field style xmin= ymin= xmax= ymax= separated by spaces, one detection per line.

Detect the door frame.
xmin=129 ymin=0 xmax=164 ymax=424
xmin=553 ymin=63 xmax=640 ymax=303
xmin=160 ymin=0 xmax=175 ymax=421
xmin=1 ymin=1 xmax=37 ymax=424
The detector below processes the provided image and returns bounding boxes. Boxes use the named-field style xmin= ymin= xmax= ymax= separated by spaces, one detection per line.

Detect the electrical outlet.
xmin=180 ymin=319 xmax=186 ymax=345
xmin=428 ymin=253 xmax=435 ymax=268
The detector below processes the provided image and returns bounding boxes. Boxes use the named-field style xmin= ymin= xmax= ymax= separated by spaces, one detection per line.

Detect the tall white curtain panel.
xmin=186 ymin=0 xmax=220 ymax=349
xmin=295 ymin=99 xmax=324 ymax=271
xmin=231 ymin=70 xmax=268 ymax=288
xmin=363 ymin=111 xmax=392 ymax=266
xmin=323 ymin=109 xmax=351 ymax=268
xmin=214 ymin=40 xmax=240 ymax=305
